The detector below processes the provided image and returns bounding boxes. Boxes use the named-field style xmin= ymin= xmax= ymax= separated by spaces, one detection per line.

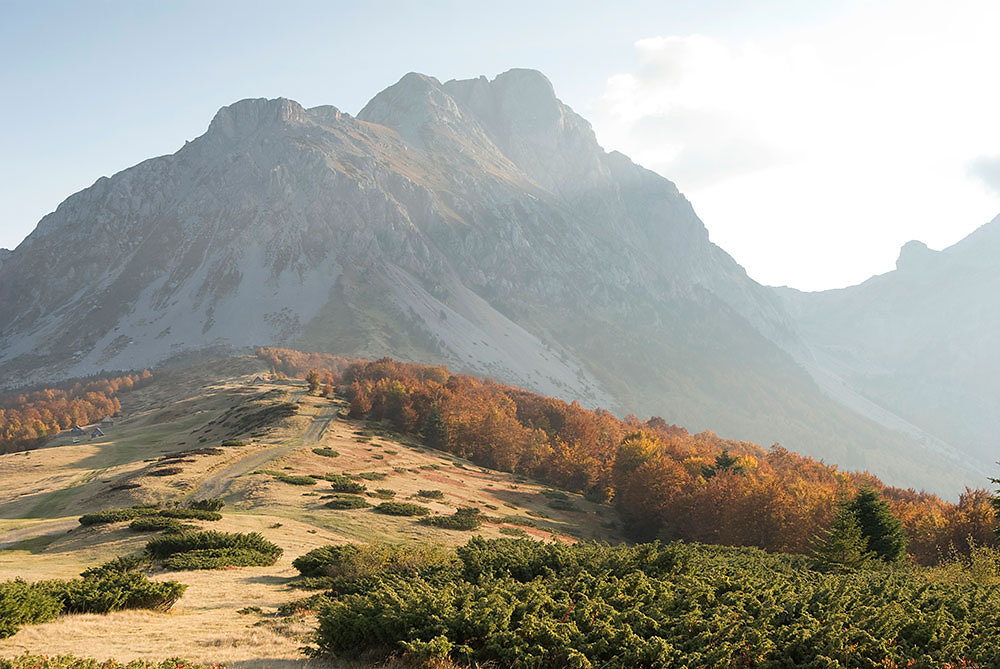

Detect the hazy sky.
xmin=1 ymin=0 xmax=998 ymax=290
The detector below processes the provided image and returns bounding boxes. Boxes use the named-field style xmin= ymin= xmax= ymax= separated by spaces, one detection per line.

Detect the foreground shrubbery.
xmin=0 ymin=580 xmax=63 ymax=638
xmin=146 ymin=531 xmax=282 ymax=570
xmin=0 ymin=655 xmax=222 ymax=669
xmin=0 ymin=557 xmax=185 ymax=639
xmin=313 ymin=537 xmax=1000 ymax=667
xmin=293 ymin=543 xmax=457 ymax=596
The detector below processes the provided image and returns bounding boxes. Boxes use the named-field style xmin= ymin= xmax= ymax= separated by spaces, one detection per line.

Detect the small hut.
xmin=70 ymin=425 xmax=85 ymax=436
xmin=90 ymin=427 xmax=105 ymax=438
xmin=100 ymin=416 xmax=114 ymax=427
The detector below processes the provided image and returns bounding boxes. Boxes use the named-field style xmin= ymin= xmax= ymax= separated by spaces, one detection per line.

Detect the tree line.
xmin=261 ymin=347 xmax=995 ymax=564
xmin=0 ymin=371 xmax=152 ymax=452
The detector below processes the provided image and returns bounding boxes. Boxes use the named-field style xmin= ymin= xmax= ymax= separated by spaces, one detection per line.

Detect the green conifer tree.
xmin=810 ymin=502 xmax=873 ymax=572
xmin=848 ymin=487 xmax=908 ymax=562
xmin=421 ymin=405 xmax=447 ymax=449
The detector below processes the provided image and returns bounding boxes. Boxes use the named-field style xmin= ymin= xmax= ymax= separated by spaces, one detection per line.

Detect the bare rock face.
xmin=0 ymin=69 xmax=978 ymax=494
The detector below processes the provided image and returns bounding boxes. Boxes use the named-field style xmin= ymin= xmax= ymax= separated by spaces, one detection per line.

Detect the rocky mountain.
xmin=778 ymin=216 xmax=1000 ymax=473
xmin=0 ymin=69 xmax=981 ymax=494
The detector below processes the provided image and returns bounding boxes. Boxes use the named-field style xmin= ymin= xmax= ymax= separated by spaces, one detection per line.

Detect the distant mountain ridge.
xmin=778 ymin=215 xmax=1000 ymax=470
xmin=0 ymin=69 xmax=986 ymax=494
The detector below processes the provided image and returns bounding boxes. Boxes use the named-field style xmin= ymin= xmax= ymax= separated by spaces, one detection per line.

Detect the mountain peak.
xmin=207 ymin=97 xmax=308 ymax=140
xmin=896 ymin=239 xmax=936 ymax=271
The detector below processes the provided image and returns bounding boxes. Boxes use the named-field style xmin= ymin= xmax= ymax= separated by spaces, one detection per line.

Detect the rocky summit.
xmin=0 ymin=69 xmax=989 ymax=494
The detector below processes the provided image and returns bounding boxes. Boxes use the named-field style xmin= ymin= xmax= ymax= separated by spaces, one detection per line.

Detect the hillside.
xmin=0 ymin=359 xmax=620 ymax=665
xmin=0 ymin=69 xmax=978 ymax=495
xmin=0 ymin=354 xmax=996 ymax=667
xmin=779 ymin=215 xmax=1000 ymax=475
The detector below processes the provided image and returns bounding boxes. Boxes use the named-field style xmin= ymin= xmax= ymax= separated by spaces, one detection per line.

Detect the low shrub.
xmin=158 ymin=508 xmax=222 ymax=521
xmin=46 ymin=572 xmax=186 ymax=613
xmin=374 ymin=502 xmax=431 ymax=517
xmin=547 ymin=498 xmax=580 ymax=512
xmin=188 ymin=498 xmax=225 ymax=512
xmin=328 ymin=475 xmax=366 ymax=494
xmin=78 ymin=506 xmax=159 ymax=526
xmin=371 ymin=489 xmax=396 ymax=500
xmin=129 ymin=517 xmax=186 ymax=533
xmin=277 ymin=593 xmax=332 ymax=616
xmin=145 ymin=531 xmax=282 ymax=567
xmin=163 ymin=548 xmax=278 ymax=570
xmin=312 ymin=448 xmax=339 ymax=458
xmin=422 ymin=508 xmax=484 ymax=531
xmin=147 ymin=467 xmax=183 ymax=477
xmin=293 ymin=543 xmax=457 ymax=582
xmin=267 ymin=471 xmax=316 ymax=486
xmin=0 ymin=580 xmax=62 ymax=638
xmin=499 ymin=527 xmax=529 ymax=537
xmin=416 ymin=490 xmax=444 ymax=500
xmin=79 ymin=555 xmax=151 ymax=579
xmin=324 ymin=495 xmax=370 ymax=510
xmin=353 ymin=471 xmax=388 ymax=481
xmin=502 ymin=516 xmax=537 ymax=527
xmin=221 ymin=439 xmax=246 ymax=447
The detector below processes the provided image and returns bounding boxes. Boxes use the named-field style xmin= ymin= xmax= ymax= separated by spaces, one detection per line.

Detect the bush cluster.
xmin=128 ymin=516 xmax=186 ymax=533
xmin=79 ymin=502 xmax=224 ymax=529
xmin=373 ymin=502 xmax=430 ymax=517
xmin=145 ymin=531 xmax=282 ymax=570
xmin=416 ymin=489 xmax=444 ymax=500
xmin=158 ymin=508 xmax=223 ymax=521
xmin=328 ymin=475 xmax=366 ymax=494
xmin=162 ymin=548 xmax=278 ymax=570
xmin=0 ymin=557 xmax=185 ymax=639
xmin=312 ymin=448 xmax=340 ymax=458
xmin=293 ymin=543 xmax=457 ymax=591
xmin=546 ymin=498 xmax=580 ymax=512
xmin=188 ymin=498 xmax=225 ymax=512
xmin=78 ymin=506 xmax=159 ymax=526
xmin=0 ymin=580 xmax=63 ymax=638
xmin=261 ymin=470 xmax=316 ymax=485
xmin=422 ymin=507 xmax=484 ymax=531
xmin=324 ymin=495 xmax=371 ymax=510
xmin=314 ymin=537 xmax=1000 ymax=667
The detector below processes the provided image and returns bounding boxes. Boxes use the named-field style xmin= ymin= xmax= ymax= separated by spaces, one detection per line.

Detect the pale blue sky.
xmin=2 ymin=1 xmax=997 ymax=290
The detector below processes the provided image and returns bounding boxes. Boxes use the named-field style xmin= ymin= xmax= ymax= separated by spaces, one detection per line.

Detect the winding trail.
xmin=189 ymin=403 xmax=337 ymax=500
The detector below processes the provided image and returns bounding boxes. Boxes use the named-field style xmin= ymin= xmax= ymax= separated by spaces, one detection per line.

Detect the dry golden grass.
xmin=0 ymin=358 xmax=621 ymax=666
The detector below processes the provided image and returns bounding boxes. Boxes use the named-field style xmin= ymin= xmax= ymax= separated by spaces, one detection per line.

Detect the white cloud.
xmin=591 ymin=3 xmax=1000 ymax=290
xmin=969 ymin=156 xmax=1000 ymax=197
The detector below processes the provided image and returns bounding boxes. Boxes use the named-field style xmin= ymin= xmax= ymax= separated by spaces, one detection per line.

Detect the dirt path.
xmin=189 ymin=403 xmax=337 ymax=500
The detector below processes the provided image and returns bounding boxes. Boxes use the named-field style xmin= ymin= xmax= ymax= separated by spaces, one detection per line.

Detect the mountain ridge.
xmin=0 ymin=68 xmax=983 ymax=495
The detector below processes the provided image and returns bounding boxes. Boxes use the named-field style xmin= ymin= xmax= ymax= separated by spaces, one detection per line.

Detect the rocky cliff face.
xmin=0 ymin=69 xmax=976 ymax=494
xmin=779 ymin=216 xmax=1000 ymax=471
